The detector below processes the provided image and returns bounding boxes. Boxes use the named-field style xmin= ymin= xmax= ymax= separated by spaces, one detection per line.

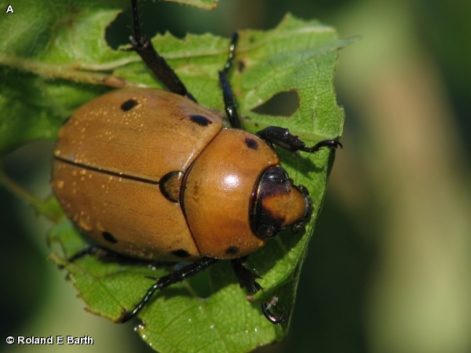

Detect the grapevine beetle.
xmin=52 ymin=0 xmax=341 ymax=324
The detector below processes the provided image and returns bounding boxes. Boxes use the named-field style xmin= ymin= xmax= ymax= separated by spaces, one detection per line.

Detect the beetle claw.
xmin=116 ymin=310 xmax=133 ymax=323
xmin=261 ymin=296 xmax=287 ymax=324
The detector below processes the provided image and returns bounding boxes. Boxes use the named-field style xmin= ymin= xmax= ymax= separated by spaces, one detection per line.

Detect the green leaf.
xmin=1 ymin=1 xmax=345 ymax=352
xmin=0 ymin=0 xmax=127 ymax=154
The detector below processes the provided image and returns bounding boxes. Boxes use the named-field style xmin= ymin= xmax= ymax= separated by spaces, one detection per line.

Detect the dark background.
xmin=1 ymin=0 xmax=470 ymax=352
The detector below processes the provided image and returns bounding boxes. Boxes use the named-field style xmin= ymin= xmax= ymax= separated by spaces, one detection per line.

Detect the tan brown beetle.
xmin=52 ymin=0 xmax=341 ymax=324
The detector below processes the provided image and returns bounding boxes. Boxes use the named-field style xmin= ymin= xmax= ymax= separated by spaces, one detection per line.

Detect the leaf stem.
xmin=0 ymin=167 xmax=38 ymax=205
xmin=0 ymin=53 xmax=131 ymax=88
xmin=0 ymin=166 xmax=60 ymax=222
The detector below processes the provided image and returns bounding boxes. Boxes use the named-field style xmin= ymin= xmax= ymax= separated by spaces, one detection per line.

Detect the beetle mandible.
xmin=52 ymin=0 xmax=341 ymax=324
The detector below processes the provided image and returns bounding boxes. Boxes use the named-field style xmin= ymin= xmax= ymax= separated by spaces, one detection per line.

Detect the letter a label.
xmin=6 ymin=5 xmax=14 ymax=14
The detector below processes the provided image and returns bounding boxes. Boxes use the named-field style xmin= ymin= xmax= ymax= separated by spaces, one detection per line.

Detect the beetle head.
xmin=251 ymin=166 xmax=311 ymax=239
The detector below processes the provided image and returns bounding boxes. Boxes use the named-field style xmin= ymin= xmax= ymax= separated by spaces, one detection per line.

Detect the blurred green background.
xmin=1 ymin=0 xmax=470 ymax=352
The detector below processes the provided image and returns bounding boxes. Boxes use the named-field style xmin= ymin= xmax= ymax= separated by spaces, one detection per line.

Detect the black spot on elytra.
xmin=120 ymin=99 xmax=138 ymax=111
xmin=190 ymin=115 xmax=212 ymax=126
xmin=102 ymin=231 xmax=118 ymax=244
xmin=225 ymin=246 xmax=239 ymax=255
xmin=171 ymin=249 xmax=190 ymax=258
xmin=244 ymin=137 xmax=258 ymax=150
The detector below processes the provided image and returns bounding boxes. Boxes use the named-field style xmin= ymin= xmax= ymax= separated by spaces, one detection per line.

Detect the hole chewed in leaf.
xmin=251 ymin=90 xmax=300 ymax=117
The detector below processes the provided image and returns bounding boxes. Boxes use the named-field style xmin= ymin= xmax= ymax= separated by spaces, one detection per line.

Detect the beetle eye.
xmin=265 ymin=167 xmax=288 ymax=184
xmin=267 ymin=174 xmax=282 ymax=183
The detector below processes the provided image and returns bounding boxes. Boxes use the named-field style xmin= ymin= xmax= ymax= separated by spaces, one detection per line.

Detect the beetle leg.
xmin=231 ymin=258 xmax=287 ymax=324
xmin=257 ymin=126 xmax=342 ymax=153
xmin=231 ymin=257 xmax=262 ymax=294
xmin=129 ymin=0 xmax=196 ymax=101
xmin=117 ymin=257 xmax=217 ymax=323
xmin=219 ymin=32 xmax=242 ymax=129
xmin=64 ymin=245 xmax=102 ymax=265
xmin=63 ymin=245 xmax=160 ymax=268
xmin=261 ymin=296 xmax=287 ymax=324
